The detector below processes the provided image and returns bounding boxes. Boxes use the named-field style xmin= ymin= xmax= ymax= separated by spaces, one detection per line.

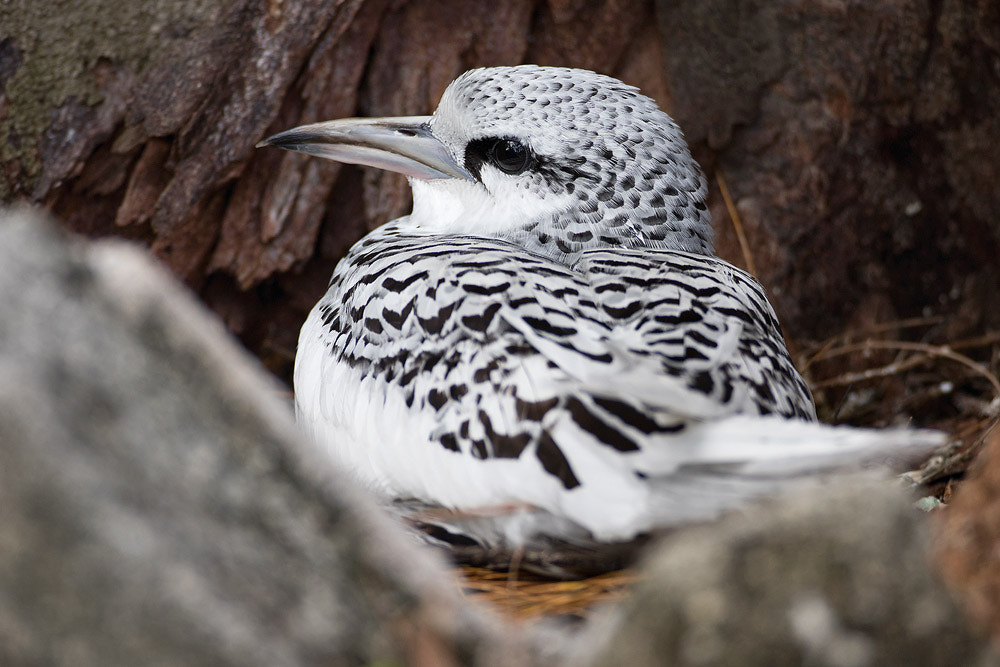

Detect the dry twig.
xmin=800 ymin=315 xmax=946 ymax=372
xmin=716 ymin=170 xmax=757 ymax=276
xmin=809 ymin=339 xmax=1000 ymax=399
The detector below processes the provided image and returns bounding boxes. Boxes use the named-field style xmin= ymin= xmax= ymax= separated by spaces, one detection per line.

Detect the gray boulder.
xmin=0 ymin=208 xmax=527 ymax=666
xmin=584 ymin=478 xmax=995 ymax=666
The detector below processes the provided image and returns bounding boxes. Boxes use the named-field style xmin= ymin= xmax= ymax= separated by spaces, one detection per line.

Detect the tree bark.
xmin=6 ymin=0 xmax=994 ymax=388
xmin=659 ymin=0 xmax=1000 ymax=343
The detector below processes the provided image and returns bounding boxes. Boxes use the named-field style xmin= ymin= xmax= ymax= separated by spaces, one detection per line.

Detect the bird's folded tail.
xmin=633 ymin=415 xmax=946 ymax=476
xmin=626 ymin=416 xmax=947 ymax=533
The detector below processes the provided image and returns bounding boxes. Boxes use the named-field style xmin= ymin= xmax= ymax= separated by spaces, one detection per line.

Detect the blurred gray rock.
xmin=0 ymin=208 xmax=527 ymax=667
xmin=584 ymin=478 xmax=996 ymax=667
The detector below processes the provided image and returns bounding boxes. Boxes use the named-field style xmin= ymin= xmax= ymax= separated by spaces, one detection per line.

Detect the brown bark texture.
xmin=1 ymin=0 xmax=998 ymax=387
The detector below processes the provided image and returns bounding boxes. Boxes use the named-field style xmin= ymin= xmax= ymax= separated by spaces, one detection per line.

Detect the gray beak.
xmin=256 ymin=116 xmax=474 ymax=181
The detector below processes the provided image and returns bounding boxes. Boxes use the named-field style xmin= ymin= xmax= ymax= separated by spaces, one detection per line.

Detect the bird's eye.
xmin=490 ymin=139 xmax=531 ymax=174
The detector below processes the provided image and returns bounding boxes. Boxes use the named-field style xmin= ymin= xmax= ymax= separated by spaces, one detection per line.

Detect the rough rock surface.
xmin=0 ymin=207 xmax=527 ymax=666
xmin=583 ymin=478 xmax=996 ymax=667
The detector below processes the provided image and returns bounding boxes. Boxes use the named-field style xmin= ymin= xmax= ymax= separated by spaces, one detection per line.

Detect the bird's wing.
xmin=575 ymin=248 xmax=817 ymax=420
xmin=328 ymin=227 xmax=749 ymax=423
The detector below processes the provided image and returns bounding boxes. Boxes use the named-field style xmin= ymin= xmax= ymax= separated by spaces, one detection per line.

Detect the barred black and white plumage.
xmin=261 ymin=66 xmax=941 ymax=573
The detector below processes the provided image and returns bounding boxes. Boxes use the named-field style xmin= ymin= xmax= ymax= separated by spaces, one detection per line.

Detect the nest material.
xmin=458 ymin=566 xmax=636 ymax=620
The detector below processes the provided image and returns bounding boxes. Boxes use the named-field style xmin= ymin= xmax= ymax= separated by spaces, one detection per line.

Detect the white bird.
xmin=260 ymin=66 xmax=941 ymax=576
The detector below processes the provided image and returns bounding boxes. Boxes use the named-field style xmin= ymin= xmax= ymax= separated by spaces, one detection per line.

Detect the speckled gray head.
xmin=426 ymin=66 xmax=712 ymax=258
xmin=260 ymin=65 xmax=713 ymax=262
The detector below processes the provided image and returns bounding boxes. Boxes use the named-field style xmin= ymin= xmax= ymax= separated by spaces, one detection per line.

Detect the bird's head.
xmin=259 ymin=65 xmax=713 ymax=261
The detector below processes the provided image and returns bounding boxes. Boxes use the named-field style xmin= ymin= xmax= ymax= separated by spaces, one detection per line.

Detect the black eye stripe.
xmin=464 ymin=136 xmax=534 ymax=180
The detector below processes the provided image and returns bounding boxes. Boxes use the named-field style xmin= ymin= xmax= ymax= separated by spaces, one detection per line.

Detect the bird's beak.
xmin=256 ymin=116 xmax=474 ymax=181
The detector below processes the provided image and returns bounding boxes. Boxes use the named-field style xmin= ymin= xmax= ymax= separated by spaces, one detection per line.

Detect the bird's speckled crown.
xmin=430 ymin=65 xmax=714 ymax=260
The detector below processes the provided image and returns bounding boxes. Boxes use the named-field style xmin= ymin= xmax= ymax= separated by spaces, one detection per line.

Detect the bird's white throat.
xmin=408 ymin=174 xmax=574 ymax=236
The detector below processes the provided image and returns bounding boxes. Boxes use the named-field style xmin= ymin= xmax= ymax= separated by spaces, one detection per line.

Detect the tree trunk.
xmin=5 ymin=0 xmax=995 ymax=393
